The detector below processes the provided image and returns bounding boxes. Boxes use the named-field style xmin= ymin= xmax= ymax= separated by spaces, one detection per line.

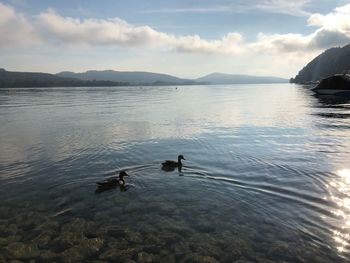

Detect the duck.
xmin=161 ymin=155 xmax=186 ymax=171
xmin=96 ymin=171 xmax=129 ymax=192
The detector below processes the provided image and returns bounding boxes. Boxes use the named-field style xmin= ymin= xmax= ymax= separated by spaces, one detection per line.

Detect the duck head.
xmin=178 ymin=155 xmax=186 ymax=163
xmin=119 ymin=171 xmax=129 ymax=180
xmin=178 ymin=155 xmax=186 ymax=160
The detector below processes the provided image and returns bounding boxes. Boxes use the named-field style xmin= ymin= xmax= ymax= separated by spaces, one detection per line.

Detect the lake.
xmin=0 ymin=84 xmax=350 ymax=262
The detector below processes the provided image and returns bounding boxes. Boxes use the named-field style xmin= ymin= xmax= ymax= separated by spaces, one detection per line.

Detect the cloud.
xmin=1 ymin=2 xmax=350 ymax=59
xmin=310 ymin=29 xmax=350 ymax=49
xmin=308 ymin=4 xmax=350 ymax=30
xmin=0 ymin=3 xmax=40 ymax=46
xmin=251 ymin=32 xmax=311 ymax=53
xmin=255 ymin=0 xmax=312 ymax=16
xmin=173 ymin=33 xmax=244 ymax=54
xmin=37 ymin=9 xmax=173 ymax=47
xmin=307 ymin=3 xmax=350 ymax=49
xmin=248 ymin=3 xmax=350 ymax=53
xmin=142 ymin=0 xmax=312 ymax=17
xmin=36 ymin=9 xmax=244 ymax=54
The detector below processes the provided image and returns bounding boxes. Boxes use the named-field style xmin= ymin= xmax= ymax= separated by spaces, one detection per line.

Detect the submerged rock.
xmin=0 ymin=224 xmax=18 ymax=237
xmin=35 ymin=220 xmax=60 ymax=232
xmin=61 ymin=238 xmax=104 ymax=263
xmin=137 ymin=252 xmax=153 ymax=263
xmin=99 ymin=248 xmax=138 ymax=261
xmin=125 ymin=229 xmax=143 ymax=244
xmin=51 ymin=218 xmax=98 ymax=251
xmin=233 ymin=258 xmax=255 ymax=263
xmin=222 ymin=238 xmax=254 ymax=261
xmin=267 ymin=241 xmax=294 ymax=261
xmin=6 ymin=242 xmax=40 ymax=259
xmin=97 ymin=225 xmax=125 ymax=238
xmin=78 ymin=238 xmax=104 ymax=255
xmin=62 ymin=247 xmax=85 ymax=263
xmin=162 ymin=221 xmax=193 ymax=237
xmin=33 ymin=232 xmax=52 ymax=249
xmin=39 ymin=250 xmax=61 ymax=261
xmin=52 ymin=230 xmax=86 ymax=250
xmin=181 ymin=254 xmax=220 ymax=263
xmin=61 ymin=218 xmax=96 ymax=235
xmin=107 ymin=239 xmax=129 ymax=250
xmin=0 ymin=235 xmax=22 ymax=246
xmin=158 ymin=232 xmax=182 ymax=245
xmin=173 ymin=241 xmax=191 ymax=261
xmin=159 ymin=255 xmax=176 ymax=263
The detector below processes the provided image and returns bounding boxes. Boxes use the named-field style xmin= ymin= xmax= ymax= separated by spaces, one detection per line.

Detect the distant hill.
xmin=291 ymin=44 xmax=350 ymax=84
xmin=196 ymin=73 xmax=288 ymax=84
xmin=0 ymin=68 xmax=288 ymax=88
xmin=0 ymin=69 xmax=127 ymax=88
xmin=57 ymin=70 xmax=197 ymax=85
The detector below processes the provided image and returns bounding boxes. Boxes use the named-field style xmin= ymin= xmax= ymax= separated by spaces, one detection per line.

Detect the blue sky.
xmin=1 ymin=0 xmax=350 ymax=78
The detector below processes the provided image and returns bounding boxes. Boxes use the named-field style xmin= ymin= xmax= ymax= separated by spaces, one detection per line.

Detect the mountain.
xmin=0 ymin=69 xmax=127 ymax=88
xmin=196 ymin=73 xmax=288 ymax=84
xmin=0 ymin=68 xmax=288 ymax=88
xmin=291 ymin=44 xmax=350 ymax=84
xmin=57 ymin=70 xmax=197 ymax=85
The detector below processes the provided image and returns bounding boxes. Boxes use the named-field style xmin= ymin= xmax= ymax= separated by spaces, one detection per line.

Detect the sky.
xmin=1 ymin=0 xmax=350 ymax=78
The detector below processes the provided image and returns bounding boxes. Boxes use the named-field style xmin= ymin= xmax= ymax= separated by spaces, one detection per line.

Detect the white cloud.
xmin=255 ymin=0 xmax=312 ymax=16
xmin=173 ymin=33 xmax=244 ymax=54
xmin=248 ymin=3 xmax=350 ymax=53
xmin=37 ymin=9 xmax=173 ymax=47
xmin=308 ymin=4 xmax=350 ymax=28
xmin=0 ymin=3 xmax=40 ymax=46
xmin=36 ymin=9 xmax=244 ymax=54
xmin=142 ymin=0 xmax=312 ymax=17
xmin=251 ymin=32 xmax=311 ymax=53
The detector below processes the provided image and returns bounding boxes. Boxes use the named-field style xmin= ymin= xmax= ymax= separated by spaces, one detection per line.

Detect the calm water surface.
xmin=1 ymin=84 xmax=350 ymax=262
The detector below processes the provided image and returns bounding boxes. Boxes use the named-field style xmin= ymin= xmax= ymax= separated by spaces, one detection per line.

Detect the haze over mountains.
xmin=0 ymin=68 xmax=288 ymax=88
xmin=291 ymin=44 xmax=350 ymax=84
xmin=0 ymin=68 xmax=127 ymax=88
xmin=57 ymin=70 xmax=288 ymax=85
xmin=197 ymin=73 xmax=287 ymax=84
xmin=57 ymin=70 xmax=197 ymax=85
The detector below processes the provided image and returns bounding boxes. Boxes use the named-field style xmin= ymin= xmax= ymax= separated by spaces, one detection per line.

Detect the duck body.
xmin=162 ymin=155 xmax=185 ymax=171
xmin=96 ymin=177 xmax=125 ymax=187
xmin=96 ymin=171 xmax=128 ymax=192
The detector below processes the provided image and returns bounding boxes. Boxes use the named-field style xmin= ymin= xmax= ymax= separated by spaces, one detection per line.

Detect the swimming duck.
xmin=162 ymin=155 xmax=186 ymax=171
xmin=96 ymin=171 xmax=129 ymax=191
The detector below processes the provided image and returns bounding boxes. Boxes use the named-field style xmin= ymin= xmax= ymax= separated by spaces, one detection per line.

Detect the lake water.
xmin=0 ymin=84 xmax=350 ymax=262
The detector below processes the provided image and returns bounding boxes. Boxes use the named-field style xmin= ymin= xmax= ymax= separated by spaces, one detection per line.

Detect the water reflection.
xmin=309 ymin=92 xmax=350 ymax=255
xmin=328 ymin=169 xmax=350 ymax=254
xmin=313 ymin=94 xmax=350 ymax=108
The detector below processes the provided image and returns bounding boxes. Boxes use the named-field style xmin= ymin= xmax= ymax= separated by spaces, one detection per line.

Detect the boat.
xmin=313 ymin=74 xmax=350 ymax=95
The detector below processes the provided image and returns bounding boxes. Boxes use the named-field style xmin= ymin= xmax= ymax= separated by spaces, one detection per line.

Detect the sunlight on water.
xmin=329 ymin=169 xmax=350 ymax=254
